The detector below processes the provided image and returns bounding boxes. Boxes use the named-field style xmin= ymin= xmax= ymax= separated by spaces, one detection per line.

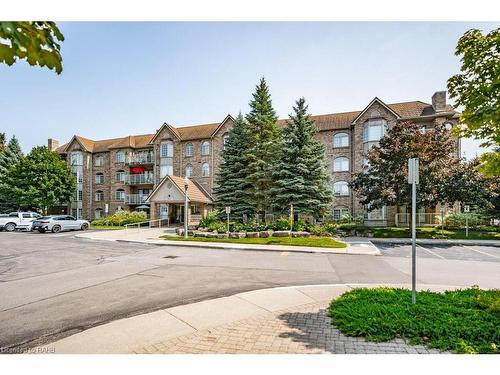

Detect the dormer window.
xmin=160 ymin=141 xmax=173 ymax=158
xmin=363 ymin=119 xmax=387 ymax=153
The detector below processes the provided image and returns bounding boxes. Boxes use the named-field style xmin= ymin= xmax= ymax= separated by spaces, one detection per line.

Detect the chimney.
xmin=48 ymin=138 xmax=60 ymax=152
xmin=432 ymin=91 xmax=447 ymax=112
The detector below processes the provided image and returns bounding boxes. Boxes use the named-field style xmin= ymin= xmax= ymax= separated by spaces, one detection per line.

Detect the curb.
xmin=370 ymin=238 xmax=500 ymax=247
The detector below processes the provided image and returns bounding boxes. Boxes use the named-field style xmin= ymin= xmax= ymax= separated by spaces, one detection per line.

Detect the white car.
xmin=31 ymin=215 xmax=90 ymax=233
xmin=0 ymin=212 xmax=41 ymax=232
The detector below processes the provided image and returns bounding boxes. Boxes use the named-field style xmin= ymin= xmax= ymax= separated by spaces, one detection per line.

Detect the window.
xmin=185 ymin=163 xmax=193 ymax=177
xmin=115 ymin=189 xmax=125 ymax=201
xmin=201 ymin=141 xmax=210 ymax=155
xmin=160 ymin=141 xmax=173 ymax=157
xmin=116 ymin=170 xmax=125 ymax=182
xmin=70 ymin=152 xmax=83 ymax=166
xmin=364 ymin=205 xmax=386 ymax=220
xmin=115 ymin=151 xmax=125 ymax=163
xmin=160 ymin=159 xmax=173 ymax=178
xmin=76 ymin=189 xmax=83 ymax=201
xmin=333 ymin=181 xmax=349 ymax=196
xmin=72 ymin=170 xmax=83 ymax=183
xmin=95 ymin=155 xmax=104 ymax=166
xmin=363 ymin=119 xmax=386 ymax=153
xmin=202 ymin=163 xmax=210 ymax=177
xmin=185 ymin=143 xmax=194 ymax=157
xmin=333 ymin=157 xmax=349 ymax=172
xmin=95 ymin=190 xmax=104 ymax=201
xmin=333 ymin=207 xmax=349 ymax=221
xmin=95 ymin=173 xmax=104 ymax=184
xmin=223 ymin=135 xmax=229 ymax=150
xmin=190 ymin=205 xmax=200 ymax=214
xmin=333 ymin=133 xmax=349 ymax=148
xmin=95 ymin=209 xmax=103 ymax=219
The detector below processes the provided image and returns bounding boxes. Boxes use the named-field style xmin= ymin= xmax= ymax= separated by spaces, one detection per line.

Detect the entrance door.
xmin=159 ymin=204 xmax=168 ymax=220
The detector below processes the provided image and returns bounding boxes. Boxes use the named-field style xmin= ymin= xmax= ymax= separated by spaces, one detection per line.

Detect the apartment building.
xmin=49 ymin=91 xmax=460 ymax=226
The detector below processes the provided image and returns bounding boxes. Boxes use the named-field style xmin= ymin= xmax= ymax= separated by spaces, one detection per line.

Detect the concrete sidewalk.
xmin=76 ymin=229 xmax=381 ymax=255
xmin=37 ymin=283 xmax=463 ymax=354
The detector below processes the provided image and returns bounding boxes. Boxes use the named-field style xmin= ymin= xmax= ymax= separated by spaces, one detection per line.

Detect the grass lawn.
xmin=162 ymin=235 xmax=346 ymax=248
xmin=90 ymin=225 xmax=125 ymax=230
xmin=373 ymin=226 xmax=500 ymax=240
xmin=329 ymin=287 xmax=500 ymax=354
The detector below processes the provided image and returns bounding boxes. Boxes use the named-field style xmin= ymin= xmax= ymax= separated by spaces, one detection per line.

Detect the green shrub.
xmin=324 ymin=222 xmax=337 ymax=235
xmin=208 ymin=221 xmax=228 ymax=233
xmin=271 ymin=217 xmax=291 ymax=231
xmin=91 ymin=210 xmax=147 ymax=226
xmin=444 ymin=212 xmax=482 ymax=229
xmin=200 ymin=209 xmax=222 ymax=228
xmin=229 ymin=222 xmax=246 ymax=232
xmin=292 ymin=220 xmax=306 ymax=232
xmin=306 ymin=224 xmax=329 ymax=236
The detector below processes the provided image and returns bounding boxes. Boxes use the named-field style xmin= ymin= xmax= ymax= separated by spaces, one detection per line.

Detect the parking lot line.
xmin=460 ymin=245 xmax=500 ymax=260
xmin=416 ymin=244 xmax=446 ymax=259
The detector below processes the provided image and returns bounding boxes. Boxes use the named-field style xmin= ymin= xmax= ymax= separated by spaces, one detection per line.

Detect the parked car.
xmin=0 ymin=212 xmax=41 ymax=232
xmin=31 ymin=215 xmax=90 ymax=233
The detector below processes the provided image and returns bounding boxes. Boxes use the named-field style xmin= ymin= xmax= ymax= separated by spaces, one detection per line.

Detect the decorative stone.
xmin=291 ymin=231 xmax=310 ymax=237
xmin=206 ymin=233 xmax=218 ymax=238
xmin=259 ymin=231 xmax=272 ymax=238
xmin=229 ymin=232 xmax=246 ymax=238
xmin=246 ymin=232 xmax=260 ymax=238
xmin=216 ymin=233 xmax=228 ymax=239
xmin=273 ymin=231 xmax=291 ymax=237
xmin=194 ymin=231 xmax=207 ymax=237
xmin=176 ymin=228 xmax=184 ymax=236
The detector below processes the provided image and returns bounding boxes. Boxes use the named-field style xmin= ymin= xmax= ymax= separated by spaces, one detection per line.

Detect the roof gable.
xmin=146 ymin=175 xmax=213 ymax=204
xmin=351 ymin=97 xmax=401 ymax=124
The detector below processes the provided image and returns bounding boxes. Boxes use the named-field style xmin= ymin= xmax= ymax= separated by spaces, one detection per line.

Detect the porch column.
xmin=150 ymin=202 xmax=156 ymax=220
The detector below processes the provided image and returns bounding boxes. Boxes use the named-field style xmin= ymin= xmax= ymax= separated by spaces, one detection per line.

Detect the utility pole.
xmin=408 ymin=158 xmax=419 ymax=304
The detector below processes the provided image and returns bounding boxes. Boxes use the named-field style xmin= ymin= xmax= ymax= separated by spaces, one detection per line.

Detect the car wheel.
xmin=5 ymin=223 xmax=16 ymax=232
xmin=81 ymin=223 xmax=89 ymax=231
xmin=51 ymin=225 xmax=61 ymax=233
xmin=38 ymin=228 xmax=46 ymax=233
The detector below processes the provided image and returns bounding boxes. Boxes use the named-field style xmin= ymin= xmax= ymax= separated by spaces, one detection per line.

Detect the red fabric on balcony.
xmin=131 ymin=167 xmax=145 ymax=174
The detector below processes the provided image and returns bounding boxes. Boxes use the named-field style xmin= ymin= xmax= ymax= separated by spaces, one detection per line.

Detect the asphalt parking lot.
xmin=373 ymin=242 xmax=500 ymax=263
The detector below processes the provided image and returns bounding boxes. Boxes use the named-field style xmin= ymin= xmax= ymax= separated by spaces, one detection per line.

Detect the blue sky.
xmin=1 ymin=22 xmax=498 ymax=157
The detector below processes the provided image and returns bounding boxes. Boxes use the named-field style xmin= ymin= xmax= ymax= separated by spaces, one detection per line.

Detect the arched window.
xmin=116 ymin=170 xmax=125 ymax=182
xmin=363 ymin=119 xmax=387 ymax=153
xmin=95 ymin=155 xmax=104 ymax=166
xmin=202 ymin=163 xmax=210 ymax=177
xmin=95 ymin=172 xmax=104 ymax=184
xmin=115 ymin=189 xmax=125 ymax=201
xmin=95 ymin=208 xmax=103 ymax=219
xmin=333 ymin=133 xmax=349 ymax=148
xmin=95 ymin=190 xmax=104 ymax=201
xmin=333 ymin=157 xmax=349 ymax=172
xmin=333 ymin=206 xmax=349 ymax=221
xmin=201 ymin=141 xmax=210 ymax=156
xmin=370 ymin=110 xmax=381 ymax=118
xmin=160 ymin=141 xmax=173 ymax=157
xmin=185 ymin=163 xmax=193 ymax=177
xmin=115 ymin=150 xmax=125 ymax=163
xmin=333 ymin=181 xmax=349 ymax=196
xmin=70 ymin=152 xmax=83 ymax=166
xmin=185 ymin=142 xmax=194 ymax=157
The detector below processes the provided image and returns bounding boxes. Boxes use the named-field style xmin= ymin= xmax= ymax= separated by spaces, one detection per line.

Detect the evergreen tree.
xmin=270 ymin=98 xmax=333 ymax=218
xmin=0 ymin=146 xmax=75 ymax=214
xmin=214 ymin=113 xmax=254 ymax=218
xmin=243 ymin=77 xmax=280 ymax=217
xmin=0 ymin=136 xmax=23 ymax=212
xmin=0 ymin=132 xmax=5 ymax=152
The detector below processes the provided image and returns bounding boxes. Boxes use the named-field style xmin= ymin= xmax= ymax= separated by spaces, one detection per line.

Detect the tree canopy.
xmin=0 ymin=21 xmax=64 ymax=74
xmin=447 ymin=27 xmax=499 ymax=147
xmin=270 ymin=97 xmax=332 ymax=218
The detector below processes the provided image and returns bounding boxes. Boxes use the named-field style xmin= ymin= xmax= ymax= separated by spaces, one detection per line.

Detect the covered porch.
xmin=146 ymin=175 xmax=213 ymax=226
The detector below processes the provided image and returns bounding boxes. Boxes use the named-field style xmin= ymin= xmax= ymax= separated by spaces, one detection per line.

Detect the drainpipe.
xmin=350 ymin=125 xmax=355 ymax=218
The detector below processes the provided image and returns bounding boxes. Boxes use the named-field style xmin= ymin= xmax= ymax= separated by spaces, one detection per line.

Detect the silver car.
xmin=31 ymin=215 xmax=90 ymax=233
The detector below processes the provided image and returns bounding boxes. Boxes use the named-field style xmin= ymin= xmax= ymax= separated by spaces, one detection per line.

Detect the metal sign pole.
xmin=408 ymin=158 xmax=419 ymax=305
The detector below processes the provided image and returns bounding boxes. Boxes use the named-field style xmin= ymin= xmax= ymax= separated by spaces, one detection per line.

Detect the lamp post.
xmin=184 ymin=176 xmax=189 ymax=239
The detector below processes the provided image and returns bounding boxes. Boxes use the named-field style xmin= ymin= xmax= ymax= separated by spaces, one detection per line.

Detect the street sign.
xmin=408 ymin=158 xmax=419 ymax=185
xmin=225 ymin=206 xmax=231 ymax=214
xmin=464 ymin=205 xmax=470 ymax=213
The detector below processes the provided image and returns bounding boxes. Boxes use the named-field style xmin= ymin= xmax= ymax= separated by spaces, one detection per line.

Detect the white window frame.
xmin=71 ymin=152 xmax=83 ymax=166
xmin=333 ymin=133 xmax=349 ymax=148
xmin=95 ymin=155 xmax=104 ymax=166
xmin=95 ymin=209 xmax=103 ymax=219
xmin=160 ymin=141 xmax=173 ymax=158
xmin=201 ymin=141 xmax=210 ymax=156
xmin=364 ymin=205 xmax=386 ymax=220
xmin=223 ymin=135 xmax=229 ymax=150
xmin=363 ymin=119 xmax=387 ymax=143
xmin=116 ymin=170 xmax=125 ymax=182
xmin=333 ymin=207 xmax=349 ymax=221
xmin=115 ymin=151 xmax=125 ymax=163
xmin=115 ymin=189 xmax=125 ymax=201
xmin=185 ymin=163 xmax=193 ymax=177
xmin=333 ymin=157 xmax=349 ymax=172
xmin=95 ymin=173 xmax=104 ymax=184
xmin=185 ymin=143 xmax=194 ymax=157
xmin=333 ymin=181 xmax=349 ymax=196
xmin=202 ymin=162 xmax=210 ymax=177
xmin=95 ymin=191 xmax=104 ymax=201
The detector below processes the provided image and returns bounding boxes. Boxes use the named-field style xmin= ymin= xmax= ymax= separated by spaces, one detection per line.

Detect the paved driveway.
xmin=0 ymin=231 xmax=499 ymax=352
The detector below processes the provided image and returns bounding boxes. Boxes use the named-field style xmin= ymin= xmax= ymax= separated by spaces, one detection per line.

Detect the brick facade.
xmin=52 ymin=92 xmax=460 ymax=224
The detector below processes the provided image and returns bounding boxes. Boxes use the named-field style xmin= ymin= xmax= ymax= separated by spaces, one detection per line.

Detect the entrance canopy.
xmin=146 ymin=175 xmax=213 ymax=205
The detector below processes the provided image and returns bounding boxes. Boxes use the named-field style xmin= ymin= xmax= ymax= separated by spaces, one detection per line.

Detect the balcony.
xmin=126 ymin=194 xmax=149 ymax=205
xmin=127 ymin=152 xmax=154 ymax=165
xmin=125 ymin=173 xmax=155 ymax=185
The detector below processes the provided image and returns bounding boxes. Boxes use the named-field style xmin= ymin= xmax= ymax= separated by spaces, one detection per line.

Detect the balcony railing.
xmin=125 ymin=173 xmax=155 ymax=185
xmin=126 ymin=194 xmax=149 ymax=205
xmin=126 ymin=152 xmax=154 ymax=165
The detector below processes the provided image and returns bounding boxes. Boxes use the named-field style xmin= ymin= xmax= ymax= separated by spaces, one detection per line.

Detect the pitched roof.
xmin=146 ymin=175 xmax=213 ymax=204
xmin=56 ymin=134 xmax=155 ymax=153
xmin=176 ymin=123 xmax=220 ymax=140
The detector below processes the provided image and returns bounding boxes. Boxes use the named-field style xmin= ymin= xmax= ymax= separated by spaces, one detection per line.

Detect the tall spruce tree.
xmin=214 ymin=113 xmax=254 ymax=219
xmin=0 ymin=136 xmax=23 ymax=212
xmin=270 ymin=98 xmax=333 ymax=218
xmin=0 ymin=132 xmax=5 ymax=152
xmin=243 ymin=77 xmax=280 ymax=217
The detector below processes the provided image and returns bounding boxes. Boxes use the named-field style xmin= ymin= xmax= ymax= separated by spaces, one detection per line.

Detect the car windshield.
xmin=38 ymin=216 xmax=53 ymax=220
